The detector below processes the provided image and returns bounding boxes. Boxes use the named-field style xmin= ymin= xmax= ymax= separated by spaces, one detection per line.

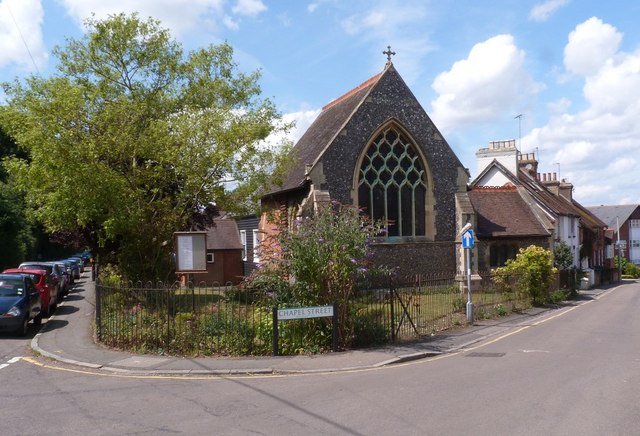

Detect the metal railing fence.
xmin=95 ymin=271 xmax=542 ymax=356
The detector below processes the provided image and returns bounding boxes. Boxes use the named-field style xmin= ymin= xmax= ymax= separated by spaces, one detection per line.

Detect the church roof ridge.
xmin=321 ymin=72 xmax=383 ymax=111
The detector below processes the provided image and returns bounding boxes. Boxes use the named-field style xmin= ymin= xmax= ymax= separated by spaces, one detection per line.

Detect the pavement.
xmin=30 ymin=272 xmax=618 ymax=376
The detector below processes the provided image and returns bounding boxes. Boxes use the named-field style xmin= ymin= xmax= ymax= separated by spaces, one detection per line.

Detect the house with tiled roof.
xmin=588 ymin=204 xmax=640 ymax=265
xmin=261 ymin=61 xmax=470 ymax=274
xmin=467 ymin=185 xmax=550 ymax=269
xmin=468 ymin=139 xmax=612 ymax=285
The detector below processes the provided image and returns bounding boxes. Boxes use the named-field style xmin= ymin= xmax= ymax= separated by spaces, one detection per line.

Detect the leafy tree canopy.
xmin=0 ymin=13 xmax=291 ymax=279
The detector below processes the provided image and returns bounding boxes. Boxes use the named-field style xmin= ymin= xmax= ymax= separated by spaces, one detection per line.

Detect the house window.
xmin=240 ymin=230 xmax=247 ymax=261
xmin=630 ymin=219 xmax=640 ymax=228
xmin=490 ymin=244 xmax=518 ymax=268
xmin=252 ymin=229 xmax=261 ymax=263
xmin=206 ymin=250 xmax=215 ymax=263
xmin=357 ymin=126 xmax=427 ymax=237
xmin=631 ymin=240 xmax=640 ymax=248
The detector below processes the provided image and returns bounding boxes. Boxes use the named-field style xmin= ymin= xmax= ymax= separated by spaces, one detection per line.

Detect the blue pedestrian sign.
xmin=462 ymin=229 xmax=474 ymax=249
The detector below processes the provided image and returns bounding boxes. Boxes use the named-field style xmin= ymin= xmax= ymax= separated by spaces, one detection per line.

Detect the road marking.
xmin=21 ymin=285 xmax=629 ymax=380
xmin=0 ymin=356 xmax=23 ymax=370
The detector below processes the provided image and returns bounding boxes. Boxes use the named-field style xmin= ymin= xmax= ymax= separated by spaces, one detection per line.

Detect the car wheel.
xmin=17 ymin=316 xmax=29 ymax=337
xmin=34 ymin=312 xmax=43 ymax=326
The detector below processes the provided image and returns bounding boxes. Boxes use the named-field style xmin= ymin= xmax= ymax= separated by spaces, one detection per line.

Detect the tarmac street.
xmin=30 ymin=273 xmax=613 ymax=376
xmin=0 ymin=275 xmax=638 ymax=435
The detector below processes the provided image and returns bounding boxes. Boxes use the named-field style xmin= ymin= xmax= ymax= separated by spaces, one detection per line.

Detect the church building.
xmin=261 ymin=57 xmax=470 ymax=274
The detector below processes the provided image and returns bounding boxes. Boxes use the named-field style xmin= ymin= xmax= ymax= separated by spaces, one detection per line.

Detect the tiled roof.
xmin=517 ymin=170 xmax=605 ymax=230
xmin=516 ymin=170 xmax=578 ymax=216
xmin=587 ymin=204 xmax=640 ymax=228
xmin=266 ymin=71 xmax=384 ymax=195
xmin=468 ymin=186 xmax=550 ymax=238
xmin=206 ymin=219 xmax=243 ymax=250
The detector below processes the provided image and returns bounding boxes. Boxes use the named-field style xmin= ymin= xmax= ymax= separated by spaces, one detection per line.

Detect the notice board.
xmin=174 ymin=231 xmax=207 ymax=273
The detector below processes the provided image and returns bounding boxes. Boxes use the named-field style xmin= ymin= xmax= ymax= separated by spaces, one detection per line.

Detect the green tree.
xmin=1 ymin=14 xmax=291 ymax=279
xmin=0 ymin=128 xmax=35 ymax=269
xmin=493 ymin=245 xmax=558 ymax=305
xmin=0 ymin=180 xmax=35 ymax=269
xmin=553 ymin=241 xmax=573 ymax=270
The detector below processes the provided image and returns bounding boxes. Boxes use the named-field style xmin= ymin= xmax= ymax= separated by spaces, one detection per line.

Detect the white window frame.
xmin=206 ymin=250 xmax=215 ymax=263
xmin=630 ymin=219 xmax=640 ymax=228
xmin=252 ymin=229 xmax=260 ymax=263
xmin=240 ymin=230 xmax=247 ymax=261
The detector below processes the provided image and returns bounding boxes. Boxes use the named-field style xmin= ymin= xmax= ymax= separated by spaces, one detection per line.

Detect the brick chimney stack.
xmin=518 ymin=152 xmax=538 ymax=178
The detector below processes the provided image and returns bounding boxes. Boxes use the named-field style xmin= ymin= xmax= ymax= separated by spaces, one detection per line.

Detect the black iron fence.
xmin=95 ymin=272 xmax=541 ymax=357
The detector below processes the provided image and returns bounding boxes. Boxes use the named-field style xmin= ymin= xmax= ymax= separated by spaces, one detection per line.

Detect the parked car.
xmin=56 ymin=259 xmax=76 ymax=286
xmin=65 ymin=258 xmax=82 ymax=279
xmin=49 ymin=261 xmax=71 ymax=296
xmin=18 ymin=262 xmax=64 ymax=305
xmin=68 ymin=256 xmax=85 ymax=274
xmin=73 ymin=251 xmax=91 ymax=265
xmin=2 ymin=268 xmax=56 ymax=317
xmin=0 ymin=273 xmax=43 ymax=336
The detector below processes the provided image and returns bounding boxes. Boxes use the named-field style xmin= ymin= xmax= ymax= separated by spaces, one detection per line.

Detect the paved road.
xmin=1 ymin=280 xmax=638 ymax=435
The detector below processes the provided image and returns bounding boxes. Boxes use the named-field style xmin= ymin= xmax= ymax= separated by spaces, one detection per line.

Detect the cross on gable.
xmin=383 ymin=45 xmax=396 ymax=63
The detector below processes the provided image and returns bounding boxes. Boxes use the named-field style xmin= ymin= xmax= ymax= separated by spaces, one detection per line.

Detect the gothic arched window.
xmin=357 ymin=126 xmax=427 ymax=237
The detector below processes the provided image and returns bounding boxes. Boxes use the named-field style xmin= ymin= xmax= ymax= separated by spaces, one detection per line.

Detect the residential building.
xmin=469 ymin=140 xmax=610 ymax=285
xmin=588 ymin=204 xmax=640 ymax=266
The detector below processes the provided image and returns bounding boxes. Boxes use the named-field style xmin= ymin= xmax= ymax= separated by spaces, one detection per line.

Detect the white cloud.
xmin=430 ymin=34 xmax=542 ymax=131
xmin=547 ymin=97 xmax=571 ymax=113
xmin=582 ymin=52 xmax=640 ymax=116
xmin=307 ymin=3 xmax=319 ymax=13
xmin=231 ymin=0 xmax=267 ymax=17
xmin=223 ymin=15 xmax=240 ymax=30
xmin=564 ymin=17 xmax=622 ymax=76
xmin=0 ymin=0 xmax=47 ymax=71
xmin=552 ymin=140 xmax=595 ymax=164
xmin=57 ymin=0 xmax=225 ymax=37
xmin=606 ymin=157 xmax=636 ymax=173
xmin=284 ymin=109 xmax=321 ymax=143
xmin=261 ymin=109 xmax=320 ymax=152
xmin=529 ymin=0 xmax=570 ymax=22
xmin=522 ymin=19 xmax=640 ymax=205
xmin=339 ymin=2 xmax=433 ymax=85
xmin=341 ymin=3 xmax=425 ymax=37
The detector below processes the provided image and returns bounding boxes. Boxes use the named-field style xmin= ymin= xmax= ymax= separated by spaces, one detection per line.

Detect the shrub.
xmin=493 ymin=245 xmax=557 ymax=305
xmin=243 ymin=201 xmax=385 ymax=349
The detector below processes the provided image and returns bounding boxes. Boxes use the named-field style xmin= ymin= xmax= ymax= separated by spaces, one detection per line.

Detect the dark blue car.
xmin=0 ymin=274 xmax=43 ymax=336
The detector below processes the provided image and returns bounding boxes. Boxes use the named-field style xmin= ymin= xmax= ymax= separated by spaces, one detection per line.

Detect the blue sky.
xmin=1 ymin=0 xmax=639 ymax=206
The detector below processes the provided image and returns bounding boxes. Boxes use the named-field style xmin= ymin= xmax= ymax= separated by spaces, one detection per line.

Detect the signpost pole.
xmin=272 ymin=306 xmax=278 ymax=356
xmin=466 ymin=247 xmax=473 ymax=324
xmin=332 ymin=302 xmax=338 ymax=352
xmin=462 ymin=228 xmax=474 ymax=324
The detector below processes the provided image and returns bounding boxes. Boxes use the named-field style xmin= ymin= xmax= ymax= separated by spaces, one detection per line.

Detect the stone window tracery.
xmin=357 ymin=126 xmax=427 ymax=237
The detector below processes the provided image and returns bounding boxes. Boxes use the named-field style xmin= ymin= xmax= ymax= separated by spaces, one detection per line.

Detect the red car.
xmin=2 ymin=268 xmax=57 ymax=317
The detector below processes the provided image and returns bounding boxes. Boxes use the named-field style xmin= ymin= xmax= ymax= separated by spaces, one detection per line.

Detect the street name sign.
xmin=277 ymin=305 xmax=334 ymax=320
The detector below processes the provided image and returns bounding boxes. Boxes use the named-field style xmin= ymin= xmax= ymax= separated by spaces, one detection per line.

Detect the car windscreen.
xmin=0 ymin=279 xmax=24 ymax=296
xmin=21 ymin=273 xmax=40 ymax=282
xmin=20 ymin=264 xmax=53 ymax=274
